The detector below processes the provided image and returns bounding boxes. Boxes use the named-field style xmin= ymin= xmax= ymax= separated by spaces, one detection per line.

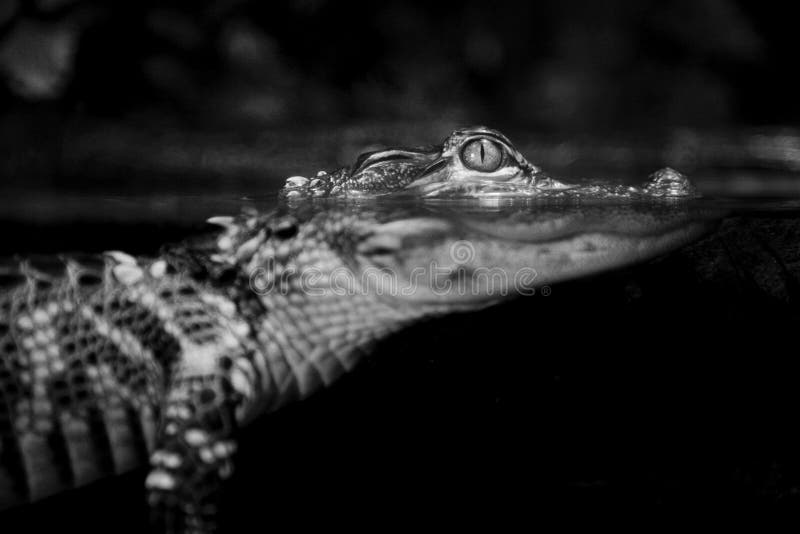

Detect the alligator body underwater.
xmin=0 ymin=128 xmax=716 ymax=533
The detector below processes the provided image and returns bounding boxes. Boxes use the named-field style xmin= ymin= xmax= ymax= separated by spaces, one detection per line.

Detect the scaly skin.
xmin=0 ymin=128 xmax=714 ymax=533
xmin=0 ymin=202 xmax=715 ymax=532
xmin=281 ymin=126 xmax=542 ymax=198
xmin=280 ymin=126 xmax=698 ymax=200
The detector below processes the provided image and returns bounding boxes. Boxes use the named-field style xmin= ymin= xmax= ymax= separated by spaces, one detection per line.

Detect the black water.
xmin=2 ymin=134 xmax=800 ymax=532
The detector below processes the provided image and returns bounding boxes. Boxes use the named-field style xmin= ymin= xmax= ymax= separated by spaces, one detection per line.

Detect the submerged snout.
xmin=350 ymin=204 xmax=716 ymax=306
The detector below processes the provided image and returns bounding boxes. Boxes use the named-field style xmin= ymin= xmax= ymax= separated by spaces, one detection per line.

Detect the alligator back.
xmin=0 ymin=254 xmax=169 ymax=507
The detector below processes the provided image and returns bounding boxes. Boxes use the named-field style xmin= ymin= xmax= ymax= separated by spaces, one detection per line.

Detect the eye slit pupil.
xmin=461 ymin=138 xmax=504 ymax=172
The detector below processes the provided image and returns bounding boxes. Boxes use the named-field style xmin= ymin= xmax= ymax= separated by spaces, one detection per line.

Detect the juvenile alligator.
xmin=0 ymin=128 xmax=714 ymax=533
xmin=281 ymin=126 xmax=543 ymax=198
xmin=280 ymin=126 xmax=696 ymax=199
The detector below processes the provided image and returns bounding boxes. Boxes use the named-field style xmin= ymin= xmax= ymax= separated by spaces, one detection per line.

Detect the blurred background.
xmin=3 ymin=4 xmax=800 ymax=530
xmin=2 ymin=0 xmax=795 ymax=126
xmin=1 ymin=0 xmax=800 ymax=200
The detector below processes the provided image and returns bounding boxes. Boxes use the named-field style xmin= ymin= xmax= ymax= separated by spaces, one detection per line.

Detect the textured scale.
xmin=0 ymin=254 xmax=179 ymax=504
xmin=281 ymin=126 xmax=539 ymax=198
xmin=0 ymin=129 xmax=713 ymax=533
xmin=0 ymin=208 xmax=437 ymax=532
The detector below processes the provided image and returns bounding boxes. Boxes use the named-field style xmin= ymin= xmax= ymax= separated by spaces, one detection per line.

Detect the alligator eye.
xmin=460 ymin=138 xmax=504 ymax=172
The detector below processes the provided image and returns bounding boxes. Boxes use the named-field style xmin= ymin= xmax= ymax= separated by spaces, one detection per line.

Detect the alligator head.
xmin=282 ymin=126 xmax=540 ymax=198
xmin=281 ymin=127 xmax=703 ymax=200
xmin=204 ymin=202 xmax=716 ymax=395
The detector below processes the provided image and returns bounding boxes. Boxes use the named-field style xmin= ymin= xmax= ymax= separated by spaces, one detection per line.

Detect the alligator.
xmin=279 ymin=127 xmax=538 ymax=198
xmin=0 ymin=128 xmax=716 ymax=533
xmin=280 ymin=126 xmax=696 ymax=199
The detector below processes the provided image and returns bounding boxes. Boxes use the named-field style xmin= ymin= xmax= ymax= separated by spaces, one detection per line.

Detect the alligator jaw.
xmin=349 ymin=210 xmax=714 ymax=307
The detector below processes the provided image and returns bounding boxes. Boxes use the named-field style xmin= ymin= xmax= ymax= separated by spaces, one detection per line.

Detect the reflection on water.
xmin=2 ymin=184 xmax=798 ymax=223
xmin=0 ymin=186 xmax=797 ymax=257
xmin=3 ymin=123 xmax=800 ymax=233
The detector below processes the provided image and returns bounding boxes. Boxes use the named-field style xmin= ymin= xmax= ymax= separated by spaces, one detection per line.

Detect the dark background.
xmin=1 ymin=0 xmax=799 ymax=130
xmin=2 ymin=2 xmax=800 ymax=532
xmin=4 ymin=0 xmax=800 ymax=199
